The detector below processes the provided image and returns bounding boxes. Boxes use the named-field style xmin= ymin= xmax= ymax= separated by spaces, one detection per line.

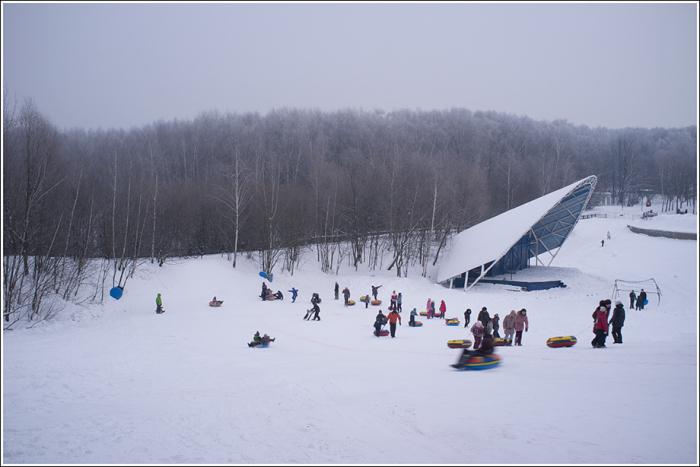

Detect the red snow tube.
xmin=374 ymin=329 xmax=389 ymax=337
xmin=409 ymin=321 xmax=423 ymax=327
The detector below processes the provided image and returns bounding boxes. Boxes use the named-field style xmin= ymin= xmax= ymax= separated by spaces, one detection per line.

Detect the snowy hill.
xmin=3 ymin=210 xmax=698 ymax=464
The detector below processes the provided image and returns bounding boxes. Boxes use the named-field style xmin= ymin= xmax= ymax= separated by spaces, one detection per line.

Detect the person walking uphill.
xmin=514 ymin=309 xmax=529 ymax=346
xmin=503 ymin=310 xmax=516 ymax=343
xmin=629 ymin=290 xmax=636 ymax=310
xmin=155 ymin=293 xmax=164 ymax=314
xmin=374 ymin=310 xmax=387 ymax=337
xmin=492 ymin=313 xmax=500 ymax=338
xmin=464 ymin=308 xmax=471 ymax=328
xmin=609 ymin=301 xmax=626 ymax=344
xmin=387 ymin=309 xmax=402 ymax=338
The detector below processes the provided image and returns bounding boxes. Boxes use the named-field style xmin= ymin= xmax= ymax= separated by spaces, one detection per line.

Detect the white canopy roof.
xmin=436 ymin=176 xmax=596 ymax=283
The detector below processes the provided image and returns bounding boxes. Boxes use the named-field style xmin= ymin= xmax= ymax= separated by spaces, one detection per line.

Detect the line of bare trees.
xmin=3 ymin=98 xmax=697 ymax=325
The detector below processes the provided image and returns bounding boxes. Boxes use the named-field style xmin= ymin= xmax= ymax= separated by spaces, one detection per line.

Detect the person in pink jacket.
xmin=426 ymin=298 xmax=433 ymax=319
xmin=439 ymin=300 xmax=447 ymax=318
xmin=471 ymin=321 xmax=485 ymax=349
xmin=514 ymin=308 xmax=529 ymax=346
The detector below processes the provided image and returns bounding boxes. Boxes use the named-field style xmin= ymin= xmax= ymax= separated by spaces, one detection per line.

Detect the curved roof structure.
xmin=437 ymin=176 xmax=597 ymax=289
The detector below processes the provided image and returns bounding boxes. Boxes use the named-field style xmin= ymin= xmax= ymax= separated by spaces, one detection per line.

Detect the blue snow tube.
xmin=453 ymin=354 xmax=501 ymax=371
xmin=109 ymin=286 xmax=124 ymax=300
xmin=259 ymin=271 xmax=268 ymax=279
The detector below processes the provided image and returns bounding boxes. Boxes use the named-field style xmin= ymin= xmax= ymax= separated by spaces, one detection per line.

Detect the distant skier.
xmin=492 ymin=313 xmax=500 ymax=338
xmin=155 ymin=293 xmax=164 ymax=314
xmin=387 ymin=309 xmax=401 ymax=338
xmin=334 ymin=282 xmax=339 ymax=300
xmin=289 ymin=287 xmax=299 ymax=303
xmin=371 ymin=285 xmax=382 ymax=300
xmin=514 ymin=309 xmax=529 ymax=346
xmin=463 ymin=308 xmax=471 ymax=328
xmin=629 ymin=290 xmax=636 ymax=310
xmin=342 ymin=287 xmax=351 ymax=306
xmin=439 ymin=300 xmax=447 ymax=318
xmin=374 ymin=310 xmax=387 ymax=337
xmin=609 ymin=301 xmax=626 ymax=344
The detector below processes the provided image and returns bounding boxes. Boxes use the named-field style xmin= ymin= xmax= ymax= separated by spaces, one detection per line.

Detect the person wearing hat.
xmin=477 ymin=306 xmax=490 ymax=328
xmin=591 ymin=305 xmax=609 ymax=348
xmin=155 ymin=293 xmax=163 ymax=314
xmin=514 ymin=309 xmax=529 ymax=346
xmin=609 ymin=301 xmax=626 ymax=344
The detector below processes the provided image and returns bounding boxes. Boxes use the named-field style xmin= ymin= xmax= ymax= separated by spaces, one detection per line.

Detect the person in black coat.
xmin=334 ymin=282 xmax=339 ymax=300
xmin=638 ymin=289 xmax=647 ymax=310
xmin=374 ymin=310 xmax=386 ymax=337
xmin=609 ymin=301 xmax=626 ymax=343
xmin=464 ymin=308 xmax=471 ymax=328
xmin=629 ymin=290 xmax=636 ymax=310
xmin=477 ymin=307 xmax=490 ymax=327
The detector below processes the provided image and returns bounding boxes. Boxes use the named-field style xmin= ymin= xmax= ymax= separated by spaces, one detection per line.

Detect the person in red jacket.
xmin=514 ymin=309 xmax=529 ymax=346
xmin=386 ymin=309 xmax=402 ymax=338
xmin=439 ymin=300 xmax=447 ymax=319
xmin=592 ymin=305 xmax=609 ymax=348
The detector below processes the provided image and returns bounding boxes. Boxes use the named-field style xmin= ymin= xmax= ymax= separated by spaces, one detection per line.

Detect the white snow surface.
xmin=3 ymin=209 xmax=698 ymax=464
xmin=436 ymin=176 xmax=595 ymax=283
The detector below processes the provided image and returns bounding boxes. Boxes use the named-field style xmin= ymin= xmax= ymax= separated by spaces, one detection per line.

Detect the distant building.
xmin=437 ymin=176 xmax=597 ymax=290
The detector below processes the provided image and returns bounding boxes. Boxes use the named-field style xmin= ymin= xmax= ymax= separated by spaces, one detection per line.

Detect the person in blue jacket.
xmin=288 ymin=287 xmax=299 ymax=303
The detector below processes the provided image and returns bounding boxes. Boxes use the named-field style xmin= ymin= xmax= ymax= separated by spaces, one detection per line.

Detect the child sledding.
xmin=373 ymin=310 xmax=389 ymax=336
xmin=248 ymin=331 xmax=276 ymax=348
xmin=208 ymin=296 xmax=224 ymax=307
xmin=451 ymin=334 xmax=501 ymax=370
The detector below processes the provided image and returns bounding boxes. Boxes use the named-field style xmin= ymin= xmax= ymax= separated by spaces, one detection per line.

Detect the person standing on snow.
xmin=478 ymin=306 xmax=490 ymax=328
xmin=387 ymin=308 xmax=402 ymax=338
xmin=409 ymin=308 xmax=418 ymax=326
xmin=334 ymin=282 xmax=339 ymax=300
xmin=609 ymin=301 xmax=626 ymax=344
xmin=464 ymin=308 xmax=471 ymax=328
xmin=514 ymin=309 xmax=529 ymax=346
xmin=342 ymin=287 xmax=351 ymax=306
xmin=503 ymin=310 xmax=517 ymax=343
xmin=397 ymin=292 xmax=403 ymax=313
xmin=592 ymin=305 xmax=609 ymax=348
xmin=439 ymin=300 xmax=447 ymax=318
xmin=629 ymin=290 xmax=636 ymax=310
xmin=371 ymin=285 xmax=382 ymax=300
xmin=260 ymin=282 xmax=269 ymax=301
xmin=390 ymin=290 xmax=398 ymax=310
xmin=638 ymin=289 xmax=647 ymax=310
xmin=156 ymin=293 xmax=163 ymax=314
xmin=492 ymin=313 xmax=501 ymax=338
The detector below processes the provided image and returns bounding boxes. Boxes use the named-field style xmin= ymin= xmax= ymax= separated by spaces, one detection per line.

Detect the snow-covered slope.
xmin=3 ymin=210 xmax=698 ymax=464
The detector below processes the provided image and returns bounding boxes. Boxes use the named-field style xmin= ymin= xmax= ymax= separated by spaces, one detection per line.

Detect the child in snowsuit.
xmin=471 ymin=321 xmax=485 ymax=350
xmin=492 ymin=313 xmax=500 ymax=338
xmin=156 ymin=293 xmax=163 ymax=314
xmin=409 ymin=308 xmax=418 ymax=326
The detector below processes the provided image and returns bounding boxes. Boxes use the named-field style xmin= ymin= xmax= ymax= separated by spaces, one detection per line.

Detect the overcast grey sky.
xmin=3 ymin=3 xmax=697 ymax=130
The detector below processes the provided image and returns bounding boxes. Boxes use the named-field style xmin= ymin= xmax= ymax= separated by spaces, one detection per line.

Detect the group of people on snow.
xmin=424 ymin=298 xmax=446 ymax=319
xmin=628 ymin=289 xmax=648 ymax=311
xmin=591 ymin=298 xmax=626 ymax=348
xmin=260 ymin=282 xmax=283 ymax=301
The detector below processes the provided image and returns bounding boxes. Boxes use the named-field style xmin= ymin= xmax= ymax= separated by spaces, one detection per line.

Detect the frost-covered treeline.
xmin=2 ymin=99 xmax=696 ymax=322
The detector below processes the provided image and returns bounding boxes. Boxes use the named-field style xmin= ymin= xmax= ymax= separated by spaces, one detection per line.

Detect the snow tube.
xmin=374 ymin=329 xmax=389 ymax=337
xmin=109 ymin=286 xmax=123 ymax=300
xmin=445 ymin=318 xmax=460 ymax=326
xmin=434 ymin=312 xmax=445 ymax=318
xmin=419 ymin=311 xmax=429 ymax=317
xmin=371 ymin=299 xmax=382 ymax=306
xmin=258 ymin=271 xmax=268 ymax=279
xmin=447 ymin=339 xmax=472 ymax=349
xmin=346 ymin=299 xmax=356 ymax=306
xmin=359 ymin=295 xmax=369 ymax=302
xmin=643 ymin=298 xmax=648 ymax=305
xmin=209 ymin=301 xmax=223 ymax=307
xmin=546 ymin=336 xmax=577 ymax=348
xmin=409 ymin=321 xmax=423 ymax=327
xmin=452 ymin=353 xmax=501 ymax=371
xmin=493 ymin=337 xmax=512 ymax=346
